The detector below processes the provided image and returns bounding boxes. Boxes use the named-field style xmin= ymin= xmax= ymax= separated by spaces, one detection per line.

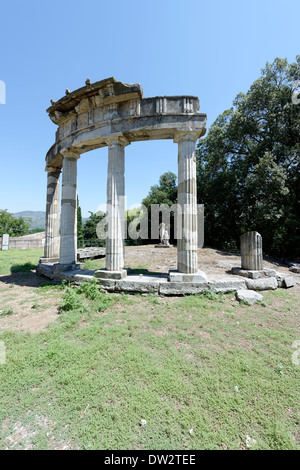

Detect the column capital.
xmin=61 ymin=148 xmax=81 ymax=159
xmin=45 ymin=166 xmax=62 ymax=173
xmin=105 ymin=135 xmax=130 ymax=148
xmin=173 ymin=130 xmax=201 ymax=144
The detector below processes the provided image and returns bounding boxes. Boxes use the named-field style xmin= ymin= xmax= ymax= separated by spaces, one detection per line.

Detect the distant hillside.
xmin=13 ymin=211 xmax=88 ymax=230
xmin=13 ymin=211 xmax=46 ymax=229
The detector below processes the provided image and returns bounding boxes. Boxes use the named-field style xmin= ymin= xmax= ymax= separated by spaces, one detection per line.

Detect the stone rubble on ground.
xmin=236 ymin=289 xmax=264 ymax=305
xmin=245 ymin=277 xmax=278 ymax=291
xmin=289 ymin=263 xmax=300 ymax=274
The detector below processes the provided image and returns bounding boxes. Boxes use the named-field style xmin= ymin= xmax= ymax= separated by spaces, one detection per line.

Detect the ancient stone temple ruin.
xmin=40 ymin=78 xmax=206 ymax=281
xmin=38 ymin=77 xmax=294 ymax=296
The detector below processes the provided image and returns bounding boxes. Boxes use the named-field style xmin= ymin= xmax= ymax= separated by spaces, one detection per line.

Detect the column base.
xmin=155 ymin=244 xmax=173 ymax=248
xmin=168 ymin=269 xmax=207 ymax=283
xmin=95 ymin=269 xmax=127 ymax=280
xmin=40 ymin=257 xmax=60 ymax=264
xmin=53 ymin=263 xmax=83 ymax=272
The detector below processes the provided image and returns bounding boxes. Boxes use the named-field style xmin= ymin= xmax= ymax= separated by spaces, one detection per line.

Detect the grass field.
xmin=0 ymin=249 xmax=299 ymax=450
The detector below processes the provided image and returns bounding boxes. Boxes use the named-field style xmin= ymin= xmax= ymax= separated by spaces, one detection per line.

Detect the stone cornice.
xmin=45 ymin=78 xmax=207 ymax=170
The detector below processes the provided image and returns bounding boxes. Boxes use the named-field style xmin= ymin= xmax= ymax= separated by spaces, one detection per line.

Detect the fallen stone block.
xmin=276 ymin=272 xmax=295 ymax=288
xmin=208 ymin=278 xmax=246 ymax=293
xmin=283 ymin=275 xmax=295 ymax=288
xmin=159 ymin=282 xmax=210 ymax=296
xmin=236 ymin=289 xmax=264 ymax=305
xmin=115 ymin=279 xmax=159 ymax=294
xmin=168 ymin=270 xmax=207 ymax=283
xmin=231 ymin=267 xmax=262 ymax=279
xmin=247 ymin=270 xmax=261 ymax=279
xmin=289 ymin=264 xmax=300 ymax=273
xmin=263 ymin=269 xmax=277 ymax=277
xmin=245 ymin=277 xmax=277 ymax=291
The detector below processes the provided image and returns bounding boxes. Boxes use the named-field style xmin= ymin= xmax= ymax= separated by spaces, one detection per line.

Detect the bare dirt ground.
xmin=0 ymin=272 xmax=60 ymax=334
xmin=124 ymin=244 xmax=298 ymax=277
xmin=0 ymin=245 xmax=299 ymax=334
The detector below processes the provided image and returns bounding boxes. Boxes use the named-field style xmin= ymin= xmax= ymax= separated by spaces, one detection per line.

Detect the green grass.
xmin=0 ymin=252 xmax=299 ymax=449
xmin=0 ymin=249 xmax=43 ymax=275
xmin=83 ymin=258 xmax=106 ymax=271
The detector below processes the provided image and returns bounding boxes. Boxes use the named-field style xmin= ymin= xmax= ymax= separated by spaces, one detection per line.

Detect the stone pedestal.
xmin=1 ymin=234 xmax=9 ymax=251
xmin=95 ymin=269 xmax=127 ymax=280
xmin=241 ymin=231 xmax=263 ymax=271
xmin=175 ymin=132 xmax=199 ymax=274
xmin=43 ymin=167 xmax=61 ymax=261
xmin=105 ymin=137 xmax=128 ymax=274
xmin=59 ymin=151 xmax=80 ymax=266
xmin=168 ymin=269 xmax=207 ymax=283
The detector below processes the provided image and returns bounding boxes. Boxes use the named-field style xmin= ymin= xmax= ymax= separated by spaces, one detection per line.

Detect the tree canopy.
xmin=82 ymin=211 xmax=106 ymax=247
xmin=0 ymin=209 xmax=31 ymax=237
xmin=142 ymin=171 xmax=177 ymax=243
xmin=196 ymin=56 xmax=300 ymax=257
xmin=77 ymin=196 xmax=84 ymax=247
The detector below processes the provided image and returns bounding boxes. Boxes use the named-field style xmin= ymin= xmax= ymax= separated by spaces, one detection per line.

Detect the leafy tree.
xmin=142 ymin=171 xmax=177 ymax=243
xmin=196 ymin=56 xmax=300 ymax=257
xmin=0 ymin=209 xmax=31 ymax=237
xmin=77 ymin=196 xmax=84 ymax=247
xmin=82 ymin=211 xmax=106 ymax=247
xmin=142 ymin=171 xmax=177 ymax=208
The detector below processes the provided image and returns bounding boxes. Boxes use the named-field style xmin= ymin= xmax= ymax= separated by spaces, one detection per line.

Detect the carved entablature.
xmin=45 ymin=78 xmax=207 ymax=170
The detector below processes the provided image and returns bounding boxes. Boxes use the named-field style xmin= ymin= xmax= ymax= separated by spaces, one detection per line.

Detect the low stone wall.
xmin=0 ymin=237 xmax=45 ymax=250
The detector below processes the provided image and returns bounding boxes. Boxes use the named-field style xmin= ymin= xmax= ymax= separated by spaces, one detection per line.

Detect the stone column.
xmin=59 ymin=150 xmax=80 ymax=268
xmin=169 ymin=132 xmax=207 ymax=282
xmin=43 ymin=167 xmax=61 ymax=262
xmin=96 ymin=136 xmax=128 ymax=279
xmin=241 ymin=231 xmax=263 ymax=271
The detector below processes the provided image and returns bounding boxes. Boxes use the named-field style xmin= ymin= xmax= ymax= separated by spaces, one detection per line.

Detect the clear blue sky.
xmin=0 ymin=0 xmax=299 ymax=217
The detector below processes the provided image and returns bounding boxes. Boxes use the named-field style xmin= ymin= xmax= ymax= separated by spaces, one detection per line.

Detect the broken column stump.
xmin=240 ymin=231 xmax=263 ymax=271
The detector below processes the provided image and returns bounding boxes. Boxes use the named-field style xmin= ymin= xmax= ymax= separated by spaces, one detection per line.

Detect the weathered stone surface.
xmin=77 ymin=247 xmax=105 ymax=260
xmin=45 ymin=78 xmax=206 ymax=170
xmin=59 ymin=152 xmax=79 ymax=265
xmin=245 ymin=277 xmax=277 ymax=291
xmin=159 ymin=282 xmax=210 ymax=296
xmin=115 ymin=279 xmax=159 ymax=294
xmin=44 ymin=168 xmax=61 ymax=259
xmin=276 ymin=273 xmax=295 ymax=288
xmin=53 ymin=263 xmax=83 ymax=272
xmin=155 ymin=244 xmax=173 ymax=248
xmin=231 ymin=267 xmax=262 ymax=279
xmin=283 ymin=275 xmax=295 ymax=288
xmin=168 ymin=270 xmax=207 ymax=283
xmin=44 ymin=78 xmax=207 ymax=280
xmin=236 ymin=289 xmax=264 ymax=305
xmin=241 ymin=231 xmax=263 ymax=271
xmin=263 ymin=269 xmax=277 ymax=277
xmin=289 ymin=264 xmax=300 ymax=273
xmin=95 ymin=269 xmax=127 ymax=280
xmin=36 ymin=263 xmax=55 ymax=279
xmin=276 ymin=272 xmax=295 ymax=288
xmin=106 ymin=137 xmax=127 ymax=272
xmin=247 ymin=270 xmax=261 ymax=279
xmin=97 ymin=279 xmax=116 ymax=291
xmin=176 ymin=132 xmax=199 ymax=274
xmin=208 ymin=277 xmax=247 ymax=293
xmin=39 ymin=257 xmax=60 ymax=264
xmin=1 ymin=234 xmax=9 ymax=251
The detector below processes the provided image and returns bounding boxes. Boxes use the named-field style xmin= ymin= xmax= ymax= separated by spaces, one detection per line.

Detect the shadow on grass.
xmin=10 ymin=262 xmax=37 ymax=273
xmin=0 ymin=265 xmax=59 ymax=288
